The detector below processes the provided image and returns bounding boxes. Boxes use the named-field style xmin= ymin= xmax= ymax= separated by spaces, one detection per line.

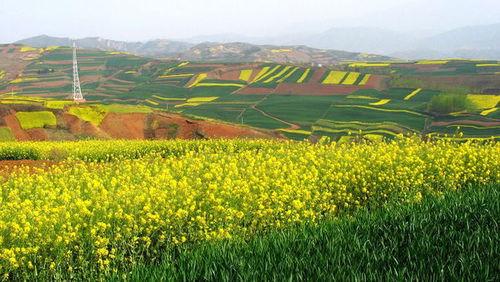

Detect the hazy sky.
xmin=1 ymin=0 xmax=499 ymax=43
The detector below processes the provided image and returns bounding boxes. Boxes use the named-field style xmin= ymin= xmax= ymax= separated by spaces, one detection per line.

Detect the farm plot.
xmin=258 ymin=95 xmax=344 ymax=127
xmin=323 ymin=105 xmax=428 ymax=133
xmin=15 ymin=111 xmax=57 ymax=129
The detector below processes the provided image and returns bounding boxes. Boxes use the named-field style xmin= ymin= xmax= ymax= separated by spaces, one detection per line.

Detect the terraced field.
xmin=1 ymin=44 xmax=499 ymax=140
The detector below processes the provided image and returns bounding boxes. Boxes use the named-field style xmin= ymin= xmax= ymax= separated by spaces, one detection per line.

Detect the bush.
xmin=428 ymin=92 xmax=471 ymax=114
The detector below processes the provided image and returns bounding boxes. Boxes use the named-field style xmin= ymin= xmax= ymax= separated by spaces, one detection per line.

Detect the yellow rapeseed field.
xmin=0 ymin=139 xmax=498 ymax=276
xmin=467 ymin=94 xmax=500 ymax=110
xmin=341 ymin=72 xmax=361 ymax=85
xmin=251 ymin=67 xmax=270 ymax=83
xmin=404 ymin=88 xmax=423 ymax=101
xmin=322 ymin=71 xmax=347 ymax=84
xmin=9 ymin=77 xmax=39 ymax=84
xmin=187 ymin=73 xmax=208 ymax=88
xmin=264 ymin=66 xmax=292 ymax=83
xmin=296 ymin=68 xmax=311 ymax=83
xmin=239 ymin=70 xmax=253 ymax=82
xmin=416 ymin=60 xmax=449 ymax=65
xmin=358 ymin=74 xmax=371 ymax=86
xmin=480 ymin=107 xmax=498 ymax=116
xmin=370 ymin=99 xmax=391 ymax=106
xmin=349 ymin=63 xmax=390 ymax=68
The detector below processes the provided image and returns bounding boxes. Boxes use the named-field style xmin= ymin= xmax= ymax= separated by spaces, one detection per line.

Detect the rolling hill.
xmin=0 ymin=44 xmax=498 ymax=141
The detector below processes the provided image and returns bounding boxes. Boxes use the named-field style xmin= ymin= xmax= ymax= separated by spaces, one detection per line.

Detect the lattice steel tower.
xmin=72 ymin=42 xmax=85 ymax=102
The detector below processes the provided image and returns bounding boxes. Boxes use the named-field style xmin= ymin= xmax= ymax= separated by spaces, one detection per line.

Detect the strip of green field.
xmin=258 ymin=96 xmax=345 ymax=127
xmin=325 ymin=105 xmax=428 ymax=131
xmin=99 ymin=185 xmax=499 ymax=281
xmin=240 ymin=108 xmax=289 ymax=129
xmin=313 ymin=119 xmax=411 ymax=135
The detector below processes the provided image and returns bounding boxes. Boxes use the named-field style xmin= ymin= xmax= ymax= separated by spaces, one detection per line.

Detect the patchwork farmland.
xmin=0 ymin=44 xmax=499 ymax=141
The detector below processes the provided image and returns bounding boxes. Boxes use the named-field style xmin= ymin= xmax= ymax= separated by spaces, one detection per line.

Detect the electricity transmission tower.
xmin=72 ymin=42 xmax=85 ymax=102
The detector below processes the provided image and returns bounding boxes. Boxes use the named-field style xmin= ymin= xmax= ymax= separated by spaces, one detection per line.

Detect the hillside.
xmin=15 ymin=35 xmax=393 ymax=64
xmin=0 ymin=100 xmax=274 ymax=141
xmin=0 ymin=44 xmax=499 ymax=141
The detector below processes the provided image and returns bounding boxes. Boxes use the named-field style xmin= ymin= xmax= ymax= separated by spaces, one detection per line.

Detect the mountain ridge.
xmin=15 ymin=35 xmax=393 ymax=65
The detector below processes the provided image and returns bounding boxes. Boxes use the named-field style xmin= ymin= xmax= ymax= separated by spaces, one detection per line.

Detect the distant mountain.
xmin=293 ymin=24 xmax=500 ymax=60
xmin=15 ymin=35 xmax=393 ymax=65
xmin=182 ymin=23 xmax=500 ymax=60
xmin=179 ymin=42 xmax=392 ymax=64
xmin=16 ymin=35 xmax=193 ymax=57
xmin=290 ymin=27 xmax=415 ymax=55
xmin=406 ymin=23 xmax=500 ymax=59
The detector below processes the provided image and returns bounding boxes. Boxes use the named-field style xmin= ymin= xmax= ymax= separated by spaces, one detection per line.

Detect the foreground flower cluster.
xmin=0 ymin=138 xmax=498 ymax=276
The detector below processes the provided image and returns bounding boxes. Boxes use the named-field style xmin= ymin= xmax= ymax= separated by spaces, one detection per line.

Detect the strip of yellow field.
xmin=278 ymin=128 xmax=312 ymax=135
xmin=370 ymin=99 xmax=391 ymax=106
xmin=174 ymin=102 xmax=202 ymax=108
xmin=416 ymin=60 xmax=448 ymax=65
xmin=145 ymin=99 xmax=160 ymax=106
xmin=194 ymin=83 xmax=245 ymax=87
xmin=277 ymin=67 xmax=299 ymax=83
xmin=239 ymin=70 xmax=253 ymax=82
xmin=188 ymin=73 xmax=208 ymax=88
xmin=255 ymin=65 xmax=281 ymax=82
xmin=341 ymin=72 xmax=361 ymax=85
xmin=404 ymin=88 xmax=423 ymax=101
xmin=358 ymin=74 xmax=371 ymax=86
xmin=187 ymin=97 xmax=219 ymax=103
xmin=152 ymin=95 xmax=186 ymax=101
xmin=296 ymin=68 xmax=311 ymax=83
xmin=349 ymin=63 xmax=390 ymax=68
xmin=159 ymin=74 xmax=194 ymax=79
xmin=334 ymin=105 xmax=426 ymax=116
xmin=322 ymin=71 xmax=347 ymax=85
xmin=346 ymin=95 xmax=378 ymax=100
xmin=480 ymin=108 xmax=498 ymax=116
xmin=476 ymin=63 xmax=500 ymax=67
xmin=10 ymin=77 xmax=39 ymax=84
xmin=251 ymin=67 xmax=271 ymax=83
xmin=264 ymin=66 xmax=292 ymax=83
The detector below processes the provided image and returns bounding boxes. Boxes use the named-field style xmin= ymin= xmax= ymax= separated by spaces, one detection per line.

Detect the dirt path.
xmin=250 ymin=94 xmax=301 ymax=130
xmin=4 ymin=114 xmax=30 ymax=140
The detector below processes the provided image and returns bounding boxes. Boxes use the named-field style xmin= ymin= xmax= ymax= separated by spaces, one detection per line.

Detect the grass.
xmin=15 ymin=111 xmax=57 ymax=129
xmin=98 ymin=104 xmax=152 ymax=114
xmin=45 ymin=100 xmax=75 ymax=109
xmin=68 ymin=106 xmax=107 ymax=126
xmin=103 ymin=184 xmax=499 ymax=281
xmin=0 ymin=127 xmax=14 ymax=141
